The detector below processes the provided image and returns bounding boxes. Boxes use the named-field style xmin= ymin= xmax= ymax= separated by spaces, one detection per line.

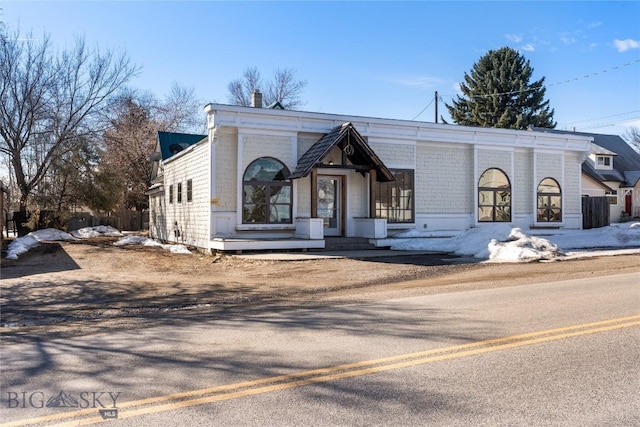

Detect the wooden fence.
xmin=67 ymin=210 xmax=149 ymax=232
xmin=582 ymin=196 xmax=610 ymax=229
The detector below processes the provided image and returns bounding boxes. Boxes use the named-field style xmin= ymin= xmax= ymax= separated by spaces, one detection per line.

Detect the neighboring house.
xmin=148 ymin=102 xmax=592 ymax=252
xmin=534 ymin=128 xmax=640 ymax=221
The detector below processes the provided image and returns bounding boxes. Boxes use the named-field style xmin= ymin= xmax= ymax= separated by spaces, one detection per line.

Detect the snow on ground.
xmin=5 ymin=227 xmax=191 ymax=259
xmin=70 ymin=225 xmax=123 ymax=238
xmin=5 ymin=228 xmax=76 ymax=260
xmin=113 ymin=235 xmax=192 ymax=254
xmin=3 ymin=223 xmax=640 ymax=262
xmin=388 ymin=222 xmax=640 ymax=262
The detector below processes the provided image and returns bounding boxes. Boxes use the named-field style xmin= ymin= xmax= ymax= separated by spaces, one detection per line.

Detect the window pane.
xmin=479 ymin=191 xmax=494 ymax=205
xmin=479 ymin=168 xmax=509 ymax=188
xmin=244 ymin=158 xmax=290 ymax=181
xmin=270 ymin=185 xmax=291 ymax=203
xmin=549 ymin=196 xmax=561 ymax=207
xmin=270 ymin=205 xmax=291 ymax=223
xmin=537 ymin=195 xmax=547 ymax=208
xmin=537 ymin=208 xmax=547 ymax=222
xmin=244 ymin=185 xmax=266 ymax=204
xmin=495 ymin=206 xmax=510 ymax=222
xmin=539 ymin=178 xmax=560 ymax=194
xmin=496 ymin=191 xmax=510 ymax=206
xmin=479 ymin=207 xmax=494 ymax=222
xmin=243 ymin=204 xmax=266 ymax=223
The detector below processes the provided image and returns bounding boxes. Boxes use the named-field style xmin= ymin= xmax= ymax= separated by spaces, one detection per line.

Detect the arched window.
xmin=537 ymin=178 xmax=562 ymax=222
xmin=243 ymin=157 xmax=292 ymax=224
xmin=478 ymin=168 xmax=511 ymax=222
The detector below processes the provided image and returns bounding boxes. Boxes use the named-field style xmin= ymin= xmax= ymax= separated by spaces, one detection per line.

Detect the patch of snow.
xmin=113 ymin=236 xmax=191 ymax=255
xmin=5 ymin=235 xmax=40 ymax=260
xmin=70 ymin=225 xmax=124 ymax=238
xmin=29 ymin=228 xmax=76 ymax=242
xmin=389 ymin=222 xmax=640 ymax=262
xmin=113 ymin=235 xmax=148 ymax=246
xmin=487 ymin=228 xmax=561 ymax=262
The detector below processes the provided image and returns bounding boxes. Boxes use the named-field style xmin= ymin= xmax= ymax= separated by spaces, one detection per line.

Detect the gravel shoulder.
xmin=2 ymin=238 xmax=639 ymax=342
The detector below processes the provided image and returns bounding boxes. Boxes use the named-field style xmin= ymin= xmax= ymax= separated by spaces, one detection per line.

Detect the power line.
xmin=580 ymin=117 xmax=640 ymax=131
xmin=563 ymin=110 xmax=640 ymax=125
xmin=409 ymin=59 xmax=640 ymax=121
xmin=410 ymin=97 xmax=435 ymax=121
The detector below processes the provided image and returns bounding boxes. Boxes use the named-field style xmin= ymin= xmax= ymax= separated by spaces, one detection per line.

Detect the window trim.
xmin=536 ymin=177 xmax=562 ymax=223
xmin=242 ymin=157 xmax=293 ymax=225
xmin=187 ymin=179 xmax=193 ymax=203
xmin=477 ymin=168 xmax=512 ymax=223
xmin=596 ymin=155 xmax=613 ymax=170
xmin=605 ymin=190 xmax=618 ymax=205
xmin=374 ymin=169 xmax=414 ymax=224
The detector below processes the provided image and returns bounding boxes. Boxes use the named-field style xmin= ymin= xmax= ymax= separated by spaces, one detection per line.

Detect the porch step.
xmin=323 ymin=237 xmax=378 ymax=251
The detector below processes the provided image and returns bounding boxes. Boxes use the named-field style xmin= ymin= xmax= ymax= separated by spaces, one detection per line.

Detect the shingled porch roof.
xmin=289 ymin=122 xmax=394 ymax=182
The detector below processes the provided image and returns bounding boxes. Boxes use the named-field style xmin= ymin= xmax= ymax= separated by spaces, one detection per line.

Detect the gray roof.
xmin=533 ymin=128 xmax=640 ymax=187
xmin=289 ymin=122 xmax=394 ymax=182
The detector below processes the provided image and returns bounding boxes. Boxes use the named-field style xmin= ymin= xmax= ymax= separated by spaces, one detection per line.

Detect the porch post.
xmin=311 ymin=168 xmax=318 ymax=217
xmin=369 ymin=169 xmax=377 ymax=219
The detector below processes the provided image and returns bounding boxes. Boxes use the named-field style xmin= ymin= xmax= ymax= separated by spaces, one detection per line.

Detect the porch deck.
xmin=210 ymin=237 xmax=325 ymax=253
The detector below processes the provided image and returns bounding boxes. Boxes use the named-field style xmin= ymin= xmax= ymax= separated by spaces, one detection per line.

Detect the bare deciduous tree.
xmin=0 ymin=27 xmax=139 ymax=222
xmin=99 ymin=84 xmax=202 ymax=211
xmin=623 ymin=126 xmax=640 ymax=153
xmin=227 ymin=67 xmax=307 ymax=109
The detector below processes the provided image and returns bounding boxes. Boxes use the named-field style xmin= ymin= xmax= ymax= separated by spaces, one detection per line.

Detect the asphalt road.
xmin=1 ymin=272 xmax=638 ymax=426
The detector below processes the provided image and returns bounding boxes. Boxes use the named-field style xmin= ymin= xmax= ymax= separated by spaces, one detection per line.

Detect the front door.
xmin=317 ymin=176 xmax=343 ymax=236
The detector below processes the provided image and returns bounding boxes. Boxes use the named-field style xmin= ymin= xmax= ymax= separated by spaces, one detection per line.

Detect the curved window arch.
xmin=242 ymin=157 xmax=292 ymax=224
xmin=537 ymin=178 xmax=562 ymax=222
xmin=478 ymin=168 xmax=511 ymax=222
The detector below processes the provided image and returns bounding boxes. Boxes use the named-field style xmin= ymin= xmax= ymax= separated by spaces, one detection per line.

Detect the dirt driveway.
xmin=2 ymin=238 xmax=639 ymax=342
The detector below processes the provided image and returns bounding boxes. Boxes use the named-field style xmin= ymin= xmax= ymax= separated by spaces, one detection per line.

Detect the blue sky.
xmin=3 ymin=1 xmax=640 ymax=136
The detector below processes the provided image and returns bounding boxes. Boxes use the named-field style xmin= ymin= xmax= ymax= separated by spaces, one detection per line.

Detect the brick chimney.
xmin=251 ymin=90 xmax=262 ymax=108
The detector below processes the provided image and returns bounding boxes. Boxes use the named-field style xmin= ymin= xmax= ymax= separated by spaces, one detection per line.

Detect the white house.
xmin=533 ymin=128 xmax=640 ymax=222
xmin=148 ymin=101 xmax=592 ymax=252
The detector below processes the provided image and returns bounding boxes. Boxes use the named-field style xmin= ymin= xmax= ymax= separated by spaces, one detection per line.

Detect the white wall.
xmin=163 ymin=140 xmax=211 ymax=248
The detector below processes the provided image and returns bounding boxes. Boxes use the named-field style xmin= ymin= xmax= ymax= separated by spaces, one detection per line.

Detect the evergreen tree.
xmin=444 ymin=47 xmax=556 ymax=130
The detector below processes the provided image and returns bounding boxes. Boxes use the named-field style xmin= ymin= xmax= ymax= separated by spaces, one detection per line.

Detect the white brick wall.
xmin=416 ymin=144 xmax=473 ymax=214
xmin=163 ymin=141 xmax=211 ymax=248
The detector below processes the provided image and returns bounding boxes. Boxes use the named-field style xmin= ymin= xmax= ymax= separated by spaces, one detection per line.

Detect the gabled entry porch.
xmin=289 ymin=122 xmax=394 ymax=238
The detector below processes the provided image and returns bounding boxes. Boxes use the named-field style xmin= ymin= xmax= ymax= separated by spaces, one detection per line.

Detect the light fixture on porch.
xmin=328 ymin=160 xmax=334 ymax=165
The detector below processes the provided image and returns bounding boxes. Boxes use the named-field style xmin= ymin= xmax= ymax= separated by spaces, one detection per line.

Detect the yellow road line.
xmin=4 ymin=315 xmax=639 ymax=427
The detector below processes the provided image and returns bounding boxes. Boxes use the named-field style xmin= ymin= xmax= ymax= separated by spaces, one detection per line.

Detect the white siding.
xmin=163 ymin=141 xmax=211 ymax=248
xmin=416 ymin=144 xmax=473 ymax=214
xmin=514 ymin=151 xmax=533 ymax=214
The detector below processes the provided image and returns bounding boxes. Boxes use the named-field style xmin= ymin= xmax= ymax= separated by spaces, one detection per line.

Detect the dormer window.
xmin=596 ymin=155 xmax=612 ymax=169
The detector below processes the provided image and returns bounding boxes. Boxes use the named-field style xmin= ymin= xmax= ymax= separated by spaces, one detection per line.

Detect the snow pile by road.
xmin=5 ymin=228 xmax=76 ymax=260
xmin=113 ymin=235 xmax=192 ymax=255
xmin=389 ymin=222 xmax=640 ymax=262
xmin=70 ymin=225 xmax=123 ymax=238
